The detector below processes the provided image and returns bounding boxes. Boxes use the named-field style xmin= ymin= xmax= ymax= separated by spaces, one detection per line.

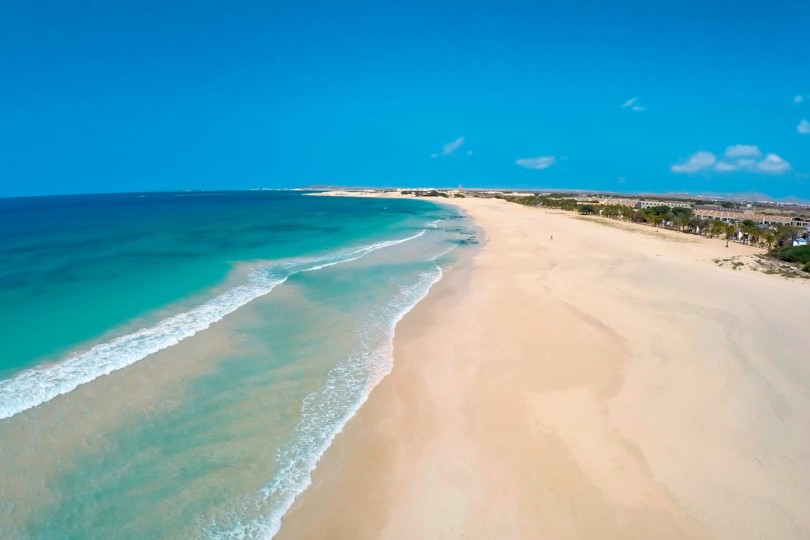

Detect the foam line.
xmin=211 ymin=265 xmax=444 ymax=540
xmin=0 ymin=232 xmax=425 ymax=421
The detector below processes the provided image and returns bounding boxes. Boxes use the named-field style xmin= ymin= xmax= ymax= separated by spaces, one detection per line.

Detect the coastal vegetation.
xmin=499 ymin=194 xmax=805 ymax=252
xmin=401 ymin=190 xmax=450 ymax=198
xmin=769 ymin=246 xmax=810 ymax=273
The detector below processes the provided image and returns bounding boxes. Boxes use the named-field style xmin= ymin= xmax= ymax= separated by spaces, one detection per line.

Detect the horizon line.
xmin=1 ymin=186 xmax=808 ymax=205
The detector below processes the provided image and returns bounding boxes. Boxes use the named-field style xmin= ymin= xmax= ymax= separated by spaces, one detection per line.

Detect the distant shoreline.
xmin=309 ymin=189 xmax=810 ymax=281
xmin=3 ymin=187 xmax=807 ymax=206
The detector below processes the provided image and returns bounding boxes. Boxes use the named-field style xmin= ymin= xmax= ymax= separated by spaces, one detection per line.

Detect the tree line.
xmin=500 ymin=195 xmax=802 ymax=250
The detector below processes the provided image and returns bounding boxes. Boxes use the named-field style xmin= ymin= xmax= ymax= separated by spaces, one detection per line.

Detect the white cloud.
xmin=516 ymin=156 xmax=557 ymax=170
xmin=671 ymin=151 xmax=717 ymax=173
xmin=755 ymin=153 xmax=791 ymax=174
xmin=714 ymin=162 xmax=737 ymax=172
xmin=622 ymin=97 xmax=645 ymax=112
xmin=441 ymin=136 xmax=464 ymax=156
xmin=673 ymin=147 xmax=790 ymax=175
xmin=795 ymin=95 xmax=805 ymax=104
xmin=798 ymin=119 xmax=810 ymax=134
xmin=724 ymin=144 xmax=761 ymax=158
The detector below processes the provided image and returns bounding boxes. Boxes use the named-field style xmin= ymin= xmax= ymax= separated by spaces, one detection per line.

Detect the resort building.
xmin=636 ymin=200 xmax=693 ymax=209
xmin=692 ymin=208 xmax=794 ymax=226
xmin=791 ymin=216 xmax=810 ymax=230
xmin=598 ymin=198 xmax=640 ymax=208
xmin=749 ymin=214 xmax=794 ymax=226
xmin=694 ymin=205 xmax=747 ymax=213
xmin=593 ymin=199 xmax=808 ymax=230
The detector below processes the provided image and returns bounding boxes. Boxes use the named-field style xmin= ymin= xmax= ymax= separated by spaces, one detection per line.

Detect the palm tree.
xmin=709 ymin=220 xmax=726 ymax=238
xmin=687 ymin=216 xmax=704 ymax=234
xmin=740 ymin=223 xmax=759 ymax=245
xmin=763 ymin=228 xmax=777 ymax=249
xmin=675 ymin=214 xmax=690 ymax=232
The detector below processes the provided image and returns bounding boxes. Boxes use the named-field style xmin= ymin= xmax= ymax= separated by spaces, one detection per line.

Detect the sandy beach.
xmin=277 ymin=195 xmax=810 ymax=539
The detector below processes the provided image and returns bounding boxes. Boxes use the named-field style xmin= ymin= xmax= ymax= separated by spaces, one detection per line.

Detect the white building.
xmin=692 ymin=208 xmax=793 ymax=226
xmin=636 ymin=200 xmax=693 ymax=209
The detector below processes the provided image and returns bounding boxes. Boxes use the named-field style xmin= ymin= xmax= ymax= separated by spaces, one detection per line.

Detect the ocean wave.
xmin=0 ymin=231 xmax=425 ymax=421
xmin=210 ymin=265 xmax=443 ymax=540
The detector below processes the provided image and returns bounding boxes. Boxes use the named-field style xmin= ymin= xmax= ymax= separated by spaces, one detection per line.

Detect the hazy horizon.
xmin=2 ymin=186 xmax=808 ymax=205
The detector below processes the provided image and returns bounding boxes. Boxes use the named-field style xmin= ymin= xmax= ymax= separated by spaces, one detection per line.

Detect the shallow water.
xmin=0 ymin=191 xmax=474 ymax=539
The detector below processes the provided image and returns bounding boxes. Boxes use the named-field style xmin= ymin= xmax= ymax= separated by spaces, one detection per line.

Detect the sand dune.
xmin=277 ymin=196 xmax=810 ymax=539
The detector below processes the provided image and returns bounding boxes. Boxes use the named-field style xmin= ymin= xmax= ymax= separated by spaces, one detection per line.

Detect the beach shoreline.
xmin=0 ymin=191 xmax=468 ymax=539
xmin=277 ymin=194 xmax=810 ymax=539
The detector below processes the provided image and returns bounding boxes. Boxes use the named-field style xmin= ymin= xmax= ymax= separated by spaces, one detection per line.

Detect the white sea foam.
xmin=0 ymin=232 xmax=425 ymax=421
xmin=211 ymin=265 xmax=444 ymax=540
xmin=431 ymin=243 xmax=458 ymax=261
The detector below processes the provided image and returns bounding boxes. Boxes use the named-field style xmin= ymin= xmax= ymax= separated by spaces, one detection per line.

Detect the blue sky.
xmin=1 ymin=0 xmax=809 ymax=198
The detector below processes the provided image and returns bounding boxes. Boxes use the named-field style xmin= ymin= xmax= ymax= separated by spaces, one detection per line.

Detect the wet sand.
xmin=278 ymin=196 xmax=810 ymax=539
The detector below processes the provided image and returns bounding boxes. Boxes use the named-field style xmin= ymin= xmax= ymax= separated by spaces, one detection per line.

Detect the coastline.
xmin=277 ymin=194 xmax=810 ymax=538
xmin=0 ymin=192 xmax=465 ymax=539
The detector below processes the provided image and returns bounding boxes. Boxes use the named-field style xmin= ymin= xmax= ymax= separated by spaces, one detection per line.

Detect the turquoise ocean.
xmin=0 ymin=191 xmax=474 ymax=539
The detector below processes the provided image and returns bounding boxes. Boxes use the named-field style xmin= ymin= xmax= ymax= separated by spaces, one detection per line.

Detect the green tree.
xmin=602 ymin=205 xmax=620 ymax=219
xmin=740 ymin=222 xmax=759 ymax=245
xmin=709 ymin=220 xmax=727 ymax=238
xmin=775 ymin=224 xmax=800 ymax=247
xmin=762 ymin=228 xmax=777 ymax=249
xmin=671 ymin=207 xmax=693 ymax=224
xmin=687 ymin=216 xmax=703 ymax=233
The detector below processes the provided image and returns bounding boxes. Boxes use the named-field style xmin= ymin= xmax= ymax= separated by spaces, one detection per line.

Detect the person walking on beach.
xmin=550 ymin=234 xmax=554 ymax=240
